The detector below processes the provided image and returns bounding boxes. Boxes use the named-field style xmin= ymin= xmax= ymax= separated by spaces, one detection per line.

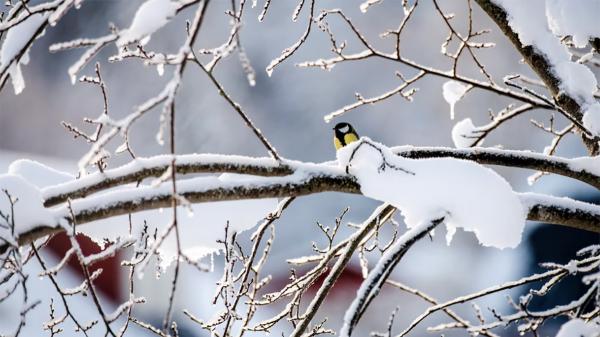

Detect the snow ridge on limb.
xmin=393 ymin=146 xmax=600 ymax=189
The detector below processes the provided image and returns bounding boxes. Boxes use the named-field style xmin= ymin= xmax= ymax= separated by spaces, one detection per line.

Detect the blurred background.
xmin=0 ymin=0 xmax=598 ymax=336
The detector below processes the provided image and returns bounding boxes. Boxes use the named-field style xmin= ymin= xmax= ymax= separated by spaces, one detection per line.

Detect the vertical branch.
xmin=163 ymin=100 xmax=181 ymax=332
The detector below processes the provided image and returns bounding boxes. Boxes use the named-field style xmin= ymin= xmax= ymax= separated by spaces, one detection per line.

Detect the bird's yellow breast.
xmin=343 ymin=132 xmax=359 ymax=145
xmin=334 ymin=132 xmax=359 ymax=150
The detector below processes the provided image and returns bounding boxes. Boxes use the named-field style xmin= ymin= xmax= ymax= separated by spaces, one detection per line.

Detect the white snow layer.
xmin=545 ymin=0 xmax=600 ymax=48
xmin=442 ymin=81 xmax=470 ymax=120
xmin=337 ymin=138 xmax=526 ymax=249
xmin=0 ymin=175 xmax=55 ymax=243
xmin=492 ymin=0 xmax=600 ymax=136
xmin=452 ymin=118 xmax=479 ymax=148
xmin=9 ymin=159 xmax=73 ymax=187
xmin=0 ymin=159 xmax=74 ymax=243
xmin=0 ymin=13 xmax=48 ymax=94
xmin=569 ymin=155 xmax=600 ymax=177
xmin=583 ymin=104 xmax=600 ymax=138
xmin=556 ymin=318 xmax=599 ymax=337
xmin=77 ymin=175 xmax=278 ymax=268
xmin=116 ymin=0 xmax=179 ymax=47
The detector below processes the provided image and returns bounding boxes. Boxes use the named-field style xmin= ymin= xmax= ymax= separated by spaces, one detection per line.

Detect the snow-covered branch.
xmin=402 ymin=252 xmax=600 ymax=336
xmin=474 ymin=0 xmax=600 ymax=154
xmin=39 ymin=146 xmax=600 ymax=210
xmin=393 ymin=146 xmax=600 ymax=190
xmin=2 ymin=159 xmax=599 ymax=253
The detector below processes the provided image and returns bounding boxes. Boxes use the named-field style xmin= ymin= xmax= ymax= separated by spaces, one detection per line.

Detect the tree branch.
xmin=393 ymin=146 xmax=600 ymax=190
xmin=474 ymin=0 xmax=600 ymax=154
xmin=4 ymin=170 xmax=600 ymax=254
xmin=43 ymin=147 xmax=600 ymax=208
xmin=42 ymin=154 xmax=294 ymax=207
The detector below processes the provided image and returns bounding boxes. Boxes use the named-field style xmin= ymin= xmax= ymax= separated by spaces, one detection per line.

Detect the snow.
xmin=337 ymin=138 xmax=526 ymax=249
xmin=555 ymin=318 xmax=599 ymax=337
xmin=442 ymin=81 xmax=470 ymax=120
xmin=359 ymin=0 xmax=382 ymax=13
xmin=545 ymin=0 xmax=600 ymax=48
xmin=519 ymin=192 xmax=600 ymax=217
xmin=0 ymin=174 xmax=56 ymax=241
xmin=0 ymin=13 xmax=48 ymax=94
xmin=0 ymin=159 xmax=75 ymax=242
xmin=493 ymin=0 xmax=600 ymax=136
xmin=582 ymin=103 xmax=600 ymax=137
xmin=65 ymin=173 xmax=278 ymax=268
xmin=73 ymin=175 xmax=276 ymax=265
xmin=553 ymin=62 xmax=598 ymax=102
xmin=116 ymin=0 xmax=179 ymax=48
xmin=451 ymin=118 xmax=479 ymax=148
xmin=494 ymin=0 xmax=569 ymax=63
xmin=8 ymin=159 xmax=73 ymax=188
xmin=569 ymin=155 xmax=600 ymax=177
xmin=43 ymin=153 xmax=282 ymax=200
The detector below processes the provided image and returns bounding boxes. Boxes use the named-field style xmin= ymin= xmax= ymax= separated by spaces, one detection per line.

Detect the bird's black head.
xmin=333 ymin=122 xmax=353 ymax=134
xmin=332 ymin=122 xmax=359 ymax=150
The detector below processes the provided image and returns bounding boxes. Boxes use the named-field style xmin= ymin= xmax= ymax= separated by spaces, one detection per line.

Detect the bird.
xmin=333 ymin=122 xmax=360 ymax=150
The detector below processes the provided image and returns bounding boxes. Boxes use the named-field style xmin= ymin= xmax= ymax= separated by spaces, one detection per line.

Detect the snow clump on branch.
xmin=337 ymin=138 xmax=526 ymax=249
xmin=116 ymin=0 xmax=180 ymax=48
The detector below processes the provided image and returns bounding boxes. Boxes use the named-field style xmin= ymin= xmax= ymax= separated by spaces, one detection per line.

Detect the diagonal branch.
xmin=340 ymin=217 xmax=445 ymax=336
xmin=290 ymin=203 xmax=396 ymax=337
xmin=474 ymin=0 xmax=600 ymax=154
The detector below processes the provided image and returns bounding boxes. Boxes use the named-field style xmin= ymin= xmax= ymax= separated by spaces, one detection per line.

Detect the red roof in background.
xmin=47 ymin=233 xmax=123 ymax=302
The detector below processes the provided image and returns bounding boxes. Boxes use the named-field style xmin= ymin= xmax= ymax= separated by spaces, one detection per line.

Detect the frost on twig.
xmin=265 ymin=0 xmax=315 ymax=76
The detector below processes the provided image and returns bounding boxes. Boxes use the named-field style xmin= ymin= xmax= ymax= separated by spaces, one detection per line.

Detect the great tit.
xmin=333 ymin=122 xmax=360 ymax=150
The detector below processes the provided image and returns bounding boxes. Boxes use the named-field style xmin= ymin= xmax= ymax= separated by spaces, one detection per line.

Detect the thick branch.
xmin=5 ymin=171 xmax=600 ymax=254
xmin=393 ymin=146 xmax=600 ymax=190
xmin=42 ymin=154 xmax=293 ymax=207
xmin=43 ymin=147 xmax=600 ymax=207
xmin=474 ymin=0 xmax=600 ymax=154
